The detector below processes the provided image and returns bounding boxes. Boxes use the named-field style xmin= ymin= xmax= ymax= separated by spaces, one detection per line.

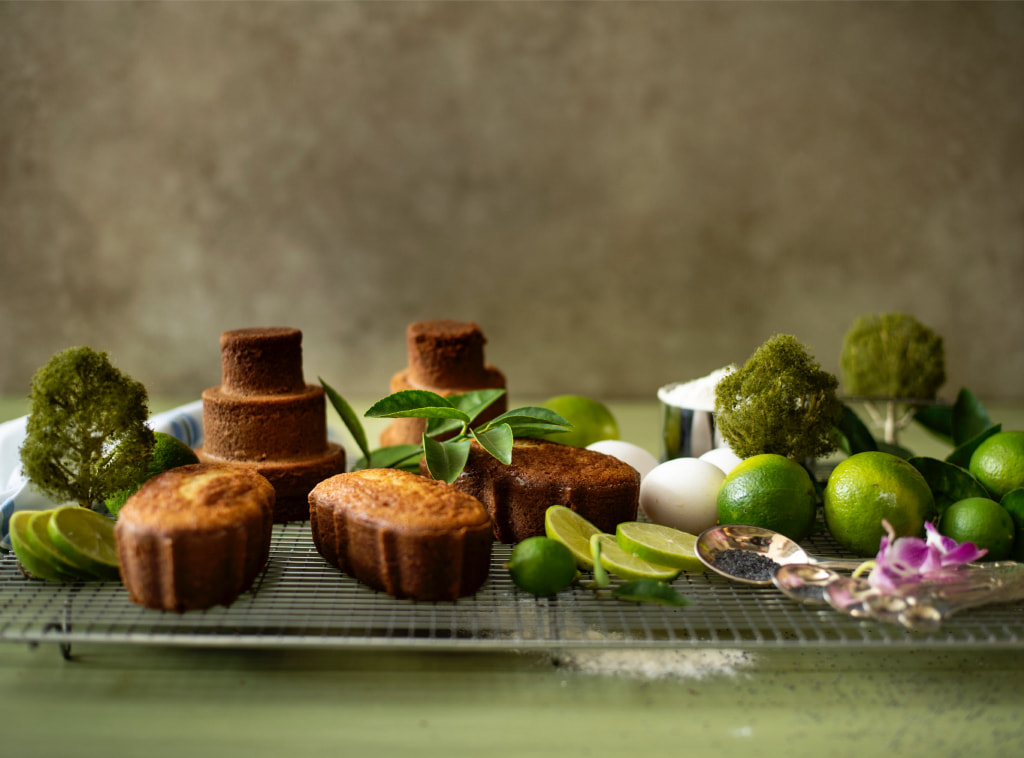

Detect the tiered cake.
xmin=195 ymin=327 xmax=346 ymax=522
xmin=380 ymin=319 xmax=507 ymax=446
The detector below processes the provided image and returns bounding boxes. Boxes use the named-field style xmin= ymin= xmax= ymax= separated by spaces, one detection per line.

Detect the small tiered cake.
xmin=195 ymin=327 xmax=346 ymax=522
xmin=380 ymin=320 xmax=507 ymax=447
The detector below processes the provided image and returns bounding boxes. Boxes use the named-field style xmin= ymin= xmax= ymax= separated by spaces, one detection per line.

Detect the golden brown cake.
xmin=440 ymin=438 xmax=641 ymax=543
xmin=380 ymin=320 xmax=507 ymax=447
xmin=115 ymin=463 xmax=275 ymax=613
xmin=196 ymin=327 xmax=346 ymax=522
xmin=309 ymin=468 xmax=493 ymax=601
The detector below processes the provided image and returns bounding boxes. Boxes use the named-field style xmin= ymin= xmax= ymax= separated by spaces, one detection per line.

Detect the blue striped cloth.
xmin=0 ymin=400 xmax=204 ymax=551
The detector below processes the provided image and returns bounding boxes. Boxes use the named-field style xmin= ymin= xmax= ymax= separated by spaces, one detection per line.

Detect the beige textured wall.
xmin=2 ymin=1 xmax=1022 ymax=405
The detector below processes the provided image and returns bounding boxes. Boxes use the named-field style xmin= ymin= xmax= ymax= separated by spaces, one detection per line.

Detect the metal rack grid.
xmin=2 ymin=522 xmax=1024 ymax=655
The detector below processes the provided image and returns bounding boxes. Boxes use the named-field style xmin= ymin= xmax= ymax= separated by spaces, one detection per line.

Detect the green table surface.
xmin=2 ymin=397 xmax=1024 ymax=758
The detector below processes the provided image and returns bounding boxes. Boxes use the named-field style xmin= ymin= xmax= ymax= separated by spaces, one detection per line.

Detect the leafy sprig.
xmin=320 ymin=381 xmax=572 ymax=483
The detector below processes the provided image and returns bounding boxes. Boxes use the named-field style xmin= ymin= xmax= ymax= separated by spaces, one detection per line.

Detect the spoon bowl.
xmin=696 ymin=524 xmax=864 ymax=586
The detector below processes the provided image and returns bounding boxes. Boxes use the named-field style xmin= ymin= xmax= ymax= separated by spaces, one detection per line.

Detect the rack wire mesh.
xmin=2 ymin=521 xmax=1024 ymax=655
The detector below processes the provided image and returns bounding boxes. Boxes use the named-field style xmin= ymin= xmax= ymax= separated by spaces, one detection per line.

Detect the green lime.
xmin=823 ymin=451 xmax=936 ymax=557
xmin=539 ymin=395 xmax=619 ymax=448
xmin=106 ymin=431 xmax=199 ymax=515
xmin=505 ymin=536 xmax=578 ymax=596
xmin=544 ymin=505 xmax=603 ymax=570
xmin=614 ymin=521 xmax=704 ymax=571
xmin=1000 ymin=488 xmax=1024 ymax=561
xmin=716 ymin=453 xmax=818 ymax=542
xmin=8 ymin=511 xmax=75 ymax=582
xmin=590 ymin=534 xmax=680 ymax=582
xmin=938 ymin=497 xmax=1014 ymax=561
xmin=47 ymin=505 xmax=120 ymax=581
xmin=969 ymin=431 xmax=1024 ymax=501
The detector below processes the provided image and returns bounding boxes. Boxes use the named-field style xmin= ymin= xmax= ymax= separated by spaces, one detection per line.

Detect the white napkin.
xmin=0 ymin=400 xmax=204 ymax=550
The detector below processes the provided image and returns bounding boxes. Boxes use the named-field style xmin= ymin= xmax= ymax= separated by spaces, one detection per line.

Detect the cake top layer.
xmin=310 ymin=468 xmax=493 ymax=533
xmin=219 ymin=326 xmax=305 ymax=395
xmin=458 ymin=438 xmax=642 ymax=489
xmin=117 ymin=463 xmax=275 ymax=532
xmin=406 ymin=319 xmax=490 ymax=388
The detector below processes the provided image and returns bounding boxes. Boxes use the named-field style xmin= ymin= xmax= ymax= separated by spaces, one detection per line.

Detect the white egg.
xmin=639 ymin=457 xmax=725 ymax=534
xmin=699 ymin=446 xmax=743 ymax=475
xmin=586 ymin=439 xmax=660 ymax=480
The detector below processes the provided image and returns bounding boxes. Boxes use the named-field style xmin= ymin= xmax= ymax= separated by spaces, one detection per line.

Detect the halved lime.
xmin=8 ymin=511 xmax=75 ymax=582
xmin=615 ymin=521 xmax=704 ymax=571
xmin=544 ymin=505 xmax=603 ymax=569
xmin=590 ymin=534 xmax=680 ymax=582
xmin=47 ymin=505 xmax=120 ymax=581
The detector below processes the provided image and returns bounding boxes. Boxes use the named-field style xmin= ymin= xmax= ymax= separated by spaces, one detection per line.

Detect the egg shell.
xmin=699 ymin=446 xmax=743 ymax=475
xmin=639 ymin=457 xmax=725 ymax=534
xmin=586 ymin=439 xmax=660 ymax=480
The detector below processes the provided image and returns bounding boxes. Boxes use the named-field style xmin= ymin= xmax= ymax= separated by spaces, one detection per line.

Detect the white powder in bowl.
xmin=657 ymin=366 xmax=735 ymax=412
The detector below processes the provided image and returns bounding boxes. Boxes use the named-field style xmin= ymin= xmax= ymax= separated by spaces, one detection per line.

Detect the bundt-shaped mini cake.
xmin=196 ymin=327 xmax=346 ymax=522
xmin=380 ymin=320 xmax=507 ymax=447
xmin=438 ymin=438 xmax=641 ymax=543
xmin=309 ymin=468 xmax=493 ymax=601
xmin=116 ymin=463 xmax=275 ymax=612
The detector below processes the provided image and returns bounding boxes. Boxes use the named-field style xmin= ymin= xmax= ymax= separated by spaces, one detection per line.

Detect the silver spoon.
xmin=695 ymin=524 xmax=865 ymax=587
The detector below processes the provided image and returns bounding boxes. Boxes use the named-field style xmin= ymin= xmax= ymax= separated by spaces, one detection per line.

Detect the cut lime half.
xmin=615 ymin=521 xmax=704 ymax=571
xmin=590 ymin=534 xmax=680 ymax=582
xmin=47 ymin=506 xmax=120 ymax=581
xmin=544 ymin=505 xmax=603 ymax=570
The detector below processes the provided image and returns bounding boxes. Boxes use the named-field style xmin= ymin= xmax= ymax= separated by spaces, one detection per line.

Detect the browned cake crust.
xmin=441 ymin=439 xmax=641 ymax=543
xmin=309 ymin=468 xmax=493 ymax=601
xmin=199 ymin=327 xmax=346 ymax=522
xmin=381 ymin=320 xmax=507 ymax=447
xmin=116 ymin=463 xmax=275 ymax=613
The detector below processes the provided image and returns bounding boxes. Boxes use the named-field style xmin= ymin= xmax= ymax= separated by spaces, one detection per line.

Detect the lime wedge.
xmin=544 ymin=505 xmax=603 ymax=570
xmin=47 ymin=506 xmax=120 ymax=581
xmin=615 ymin=521 xmax=705 ymax=571
xmin=590 ymin=534 xmax=680 ymax=582
xmin=26 ymin=510 xmax=97 ymax=578
xmin=8 ymin=511 xmax=76 ymax=582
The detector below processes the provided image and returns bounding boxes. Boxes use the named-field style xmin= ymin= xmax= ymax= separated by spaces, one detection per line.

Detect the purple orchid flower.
xmin=866 ymin=519 xmax=987 ymax=592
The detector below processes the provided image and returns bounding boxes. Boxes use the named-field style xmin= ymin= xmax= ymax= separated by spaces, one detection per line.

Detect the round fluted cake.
xmin=116 ymin=463 xmax=275 ymax=613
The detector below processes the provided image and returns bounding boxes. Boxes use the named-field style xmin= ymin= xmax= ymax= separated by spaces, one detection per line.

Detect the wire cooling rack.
xmin=2 ymin=521 xmax=1024 ymax=657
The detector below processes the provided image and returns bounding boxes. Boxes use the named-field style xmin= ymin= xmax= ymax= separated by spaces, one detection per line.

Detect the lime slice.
xmin=8 ymin=511 xmax=76 ymax=582
xmin=26 ymin=511 xmax=96 ymax=579
xmin=615 ymin=521 xmax=704 ymax=571
xmin=590 ymin=534 xmax=680 ymax=582
xmin=47 ymin=506 xmax=120 ymax=581
xmin=544 ymin=505 xmax=603 ymax=569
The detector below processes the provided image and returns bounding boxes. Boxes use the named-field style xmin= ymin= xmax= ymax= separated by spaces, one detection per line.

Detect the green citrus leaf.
xmin=472 ymin=424 xmax=513 ymax=465
xmin=356 ymin=444 xmax=423 ymax=472
xmin=611 ymin=579 xmax=690 ymax=606
xmin=913 ymin=402 xmax=954 ymax=445
xmin=952 ymin=388 xmax=992 ymax=448
xmin=423 ymin=436 xmax=472 ymax=483
xmin=835 ymin=404 xmax=877 ymax=455
xmin=320 ymin=378 xmax=370 ymax=462
xmin=908 ymin=455 xmax=990 ymax=516
xmin=589 ymin=534 xmax=611 ymax=589
xmin=365 ymin=390 xmax=470 ymax=422
xmin=425 ymin=389 xmax=505 ymax=437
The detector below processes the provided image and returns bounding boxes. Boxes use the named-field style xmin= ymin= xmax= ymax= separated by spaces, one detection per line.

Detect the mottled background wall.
xmin=2 ymin=1 xmax=1022 ymax=405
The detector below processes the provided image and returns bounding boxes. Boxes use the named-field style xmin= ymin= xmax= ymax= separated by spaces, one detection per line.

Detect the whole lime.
xmin=939 ymin=496 xmax=1014 ymax=561
xmin=823 ymin=451 xmax=936 ymax=557
xmin=539 ymin=394 xmax=619 ymax=448
xmin=105 ymin=432 xmax=200 ymax=515
xmin=505 ymin=536 xmax=578 ymax=597
xmin=716 ymin=453 xmax=818 ymax=542
xmin=969 ymin=431 xmax=1024 ymax=500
